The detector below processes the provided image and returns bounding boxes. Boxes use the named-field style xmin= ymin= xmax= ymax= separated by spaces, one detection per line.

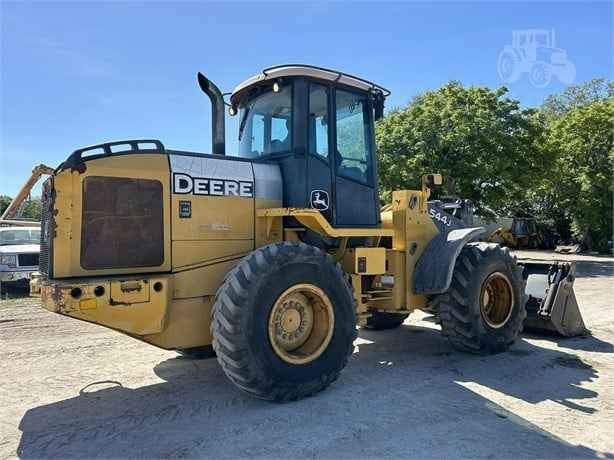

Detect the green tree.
xmin=543 ymin=100 xmax=613 ymax=251
xmin=0 ymin=196 xmax=42 ymax=221
xmin=542 ymin=78 xmax=613 ymax=117
xmin=0 ymin=196 xmax=11 ymax=216
xmin=21 ymin=198 xmax=42 ymax=221
xmin=376 ymin=82 xmax=548 ymax=213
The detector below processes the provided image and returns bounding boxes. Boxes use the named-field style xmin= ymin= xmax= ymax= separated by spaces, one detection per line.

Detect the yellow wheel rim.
xmin=268 ymin=283 xmax=335 ymax=365
xmin=480 ymin=272 xmax=514 ymax=329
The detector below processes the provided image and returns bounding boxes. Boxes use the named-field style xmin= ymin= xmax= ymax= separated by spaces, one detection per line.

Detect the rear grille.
xmin=81 ymin=176 xmax=164 ymax=269
xmin=18 ymin=253 xmax=39 ymax=267
xmin=39 ymin=178 xmax=54 ymax=277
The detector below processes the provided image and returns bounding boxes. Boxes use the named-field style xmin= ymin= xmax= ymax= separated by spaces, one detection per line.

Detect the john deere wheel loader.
xmin=39 ymin=65 xmax=586 ymax=401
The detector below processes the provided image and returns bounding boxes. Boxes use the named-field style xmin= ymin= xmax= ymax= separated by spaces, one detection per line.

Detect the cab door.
xmin=306 ymin=82 xmax=334 ymax=223
xmin=332 ymin=88 xmax=379 ymax=227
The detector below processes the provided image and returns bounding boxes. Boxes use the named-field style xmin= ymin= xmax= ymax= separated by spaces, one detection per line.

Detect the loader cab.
xmin=230 ymin=65 xmax=388 ymax=227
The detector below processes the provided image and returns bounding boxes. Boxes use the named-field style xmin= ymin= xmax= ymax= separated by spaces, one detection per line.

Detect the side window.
xmin=271 ymin=116 xmax=290 ymax=153
xmin=251 ymin=114 xmax=265 ymax=154
xmin=335 ymin=89 xmax=372 ymax=184
xmin=308 ymin=84 xmax=329 ymax=160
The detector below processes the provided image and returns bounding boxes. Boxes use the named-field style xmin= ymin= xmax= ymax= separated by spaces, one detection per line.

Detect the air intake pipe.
xmin=197 ymin=72 xmax=225 ymax=155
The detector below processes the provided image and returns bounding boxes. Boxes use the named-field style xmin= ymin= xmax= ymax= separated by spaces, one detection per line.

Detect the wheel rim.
xmin=268 ymin=283 xmax=335 ymax=365
xmin=479 ymin=272 xmax=514 ymax=329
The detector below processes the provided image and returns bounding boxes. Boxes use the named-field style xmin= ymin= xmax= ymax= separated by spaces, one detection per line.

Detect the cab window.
xmin=238 ymin=85 xmax=292 ymax=158
xmin=0 ymin=228 xmax=40 ymax=245
xmin=335 ymin=89 xmax=372 ymax=184
xmin=308 ymin=83 xmax=329 ymax=160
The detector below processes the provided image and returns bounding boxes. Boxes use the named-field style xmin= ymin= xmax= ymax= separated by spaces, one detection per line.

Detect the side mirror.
xmin=421 ymin=174 xmax=443 ymax=201
xmin=423 ymin=173 xmax=443 ymax=189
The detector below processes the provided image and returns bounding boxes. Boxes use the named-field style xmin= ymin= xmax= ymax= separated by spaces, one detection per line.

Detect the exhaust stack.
xmin=197 ymin=72 xmax=225 ymax=155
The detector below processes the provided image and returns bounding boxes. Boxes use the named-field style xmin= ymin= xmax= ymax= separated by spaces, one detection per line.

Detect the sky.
xmin=1 ymin=1 xmax=612 ymax=197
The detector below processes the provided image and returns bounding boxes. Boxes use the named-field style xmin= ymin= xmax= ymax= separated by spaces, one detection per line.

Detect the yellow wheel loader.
xmin=39 ymin=65 xmax=586 ymax=401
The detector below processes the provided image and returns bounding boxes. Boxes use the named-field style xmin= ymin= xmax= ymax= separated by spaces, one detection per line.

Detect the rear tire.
xmin=211 ymin=242 xmax=357 ymax=401
xmin=432 ymin=243 xmax=527 ymax=354
xmin=364 ymin=311 xmax=408 ymax=330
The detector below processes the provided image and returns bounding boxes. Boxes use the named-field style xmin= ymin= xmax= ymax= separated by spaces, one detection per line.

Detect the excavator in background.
xmin=1 ymin=164 xmax=54 ymax=227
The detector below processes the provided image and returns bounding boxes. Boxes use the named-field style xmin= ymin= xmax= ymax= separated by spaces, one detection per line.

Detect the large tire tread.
xmin=211 ymin=241 xmax=357 ymax=402
xmin=433 ymin=242 xmax=527 ymax=354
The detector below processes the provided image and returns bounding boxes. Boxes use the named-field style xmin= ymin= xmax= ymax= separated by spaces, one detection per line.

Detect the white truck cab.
xmin=0 ymin=226 xmax=40 ymax=293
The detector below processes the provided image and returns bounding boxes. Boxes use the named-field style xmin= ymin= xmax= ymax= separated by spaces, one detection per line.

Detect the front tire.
xmin=211 ymin=242 xmax=357 ymax=401
xmin=432 ymin=243 xmax=527 ymax=354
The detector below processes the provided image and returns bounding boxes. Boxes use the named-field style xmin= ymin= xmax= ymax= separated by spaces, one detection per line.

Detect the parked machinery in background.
xmin=488 ymin=217 xmax=558 ymax=250
xmin=0 ymin=164 xmax=52 ymax=295
xmin=0 ymin=164 xmax=53 ymax=227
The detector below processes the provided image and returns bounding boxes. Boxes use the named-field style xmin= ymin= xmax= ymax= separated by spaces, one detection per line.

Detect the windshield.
xmin=237 ymin=85 xmax=292 ymax=159
xmin=0 ymin=228 xmax=40 ymax=246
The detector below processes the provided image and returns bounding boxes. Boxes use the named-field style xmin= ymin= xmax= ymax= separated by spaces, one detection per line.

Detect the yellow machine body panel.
xmin=40 ymin=151 xmax=287 ymax=350
xmin=390 ymin=189 xmax=439 ymax=309
xmin=50 ymin=154 xmax=172 ymax=278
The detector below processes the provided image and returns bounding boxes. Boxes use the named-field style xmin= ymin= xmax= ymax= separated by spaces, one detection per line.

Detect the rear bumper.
xmin=41 ymin=275 xmax=172 ymax=336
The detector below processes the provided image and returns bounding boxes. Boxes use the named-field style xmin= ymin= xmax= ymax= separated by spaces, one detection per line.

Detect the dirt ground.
xmin=1 ymin=250 xmax=613 ymax=459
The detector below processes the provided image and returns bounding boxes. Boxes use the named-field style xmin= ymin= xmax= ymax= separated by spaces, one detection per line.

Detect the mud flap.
xmin=522 ymin=261 xmax=587 ymax=337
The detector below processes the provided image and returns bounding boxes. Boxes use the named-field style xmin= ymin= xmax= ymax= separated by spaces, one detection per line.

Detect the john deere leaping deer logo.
xmin=498 ymin=29 xmax=576 ymax=88
xmin=310 ymin=190 xmax=329 ymax=211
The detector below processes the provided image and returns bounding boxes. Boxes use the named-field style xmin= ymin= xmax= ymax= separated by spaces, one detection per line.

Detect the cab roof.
xmin=0 ymin=226 xmax=39 ymax=231
xmin=230 ymin=64 xmax=390 ymax=104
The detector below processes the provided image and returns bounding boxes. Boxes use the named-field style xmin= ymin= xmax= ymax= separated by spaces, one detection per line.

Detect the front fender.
xmin=413 ymin=227 xmax=485 ymax=295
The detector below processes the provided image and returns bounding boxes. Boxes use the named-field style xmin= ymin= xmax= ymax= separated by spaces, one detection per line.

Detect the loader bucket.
xmin=521 ymin=261 xmax=587 ymax=337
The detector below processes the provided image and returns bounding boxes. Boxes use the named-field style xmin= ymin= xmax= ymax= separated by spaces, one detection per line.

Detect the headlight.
xmin=0 ymin=254 xmax=17 ymax=266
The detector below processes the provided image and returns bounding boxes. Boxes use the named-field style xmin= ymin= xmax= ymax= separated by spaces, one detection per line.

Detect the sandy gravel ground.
xmin=1 ymin=251 xmax=613 ymax=459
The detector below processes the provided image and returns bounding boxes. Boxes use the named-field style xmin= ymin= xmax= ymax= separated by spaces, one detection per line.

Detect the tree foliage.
xmin=542 ymin=78 xmax=613 ymax=117
xmin=376 ymin=82 xmax=548 ymax=214
xmin=542 ymin=99 xmax=613 ymax=251
xmin=21 ymin=198 xmax=42 ymax=221
xmin=376 ymin=79 xmax=613 ymax=252
xmin=0 ymin=196 xmax=11 ymax=216
xmin=0 ymin=195 xmax=42 ymax=221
